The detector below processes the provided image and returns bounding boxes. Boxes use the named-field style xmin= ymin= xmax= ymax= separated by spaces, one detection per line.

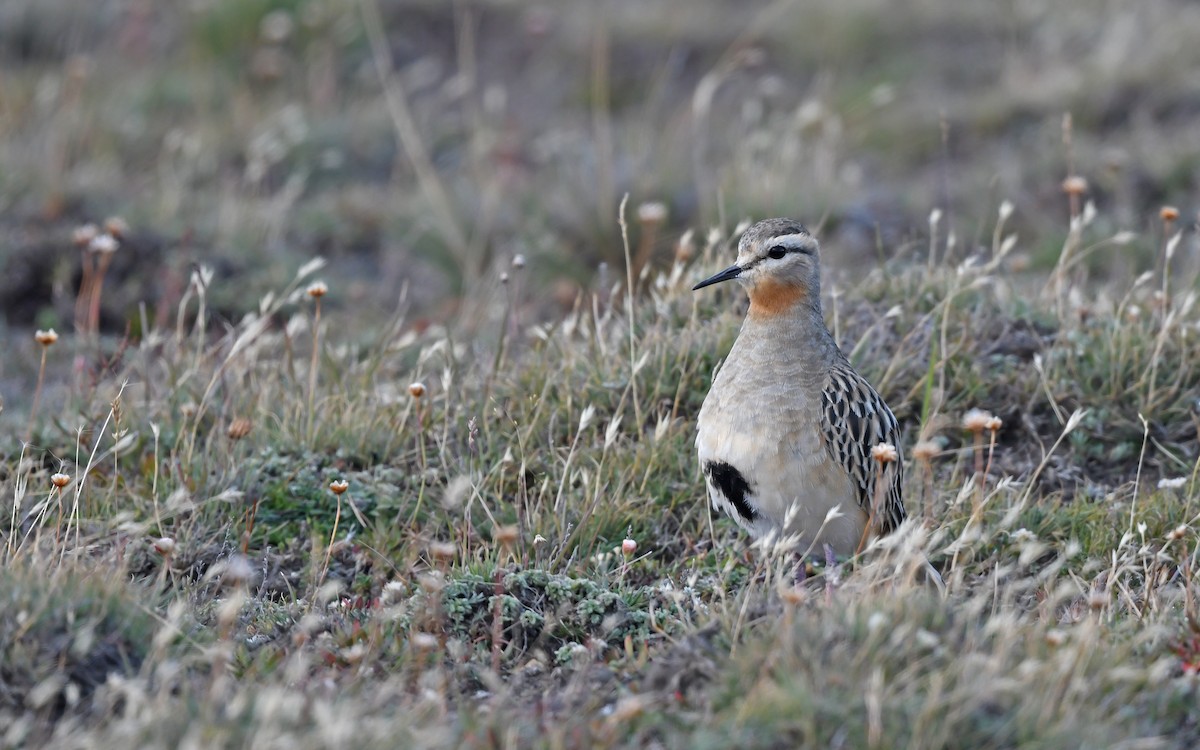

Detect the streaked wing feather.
xmin=819 ymin=363 xmax=905 ymax=533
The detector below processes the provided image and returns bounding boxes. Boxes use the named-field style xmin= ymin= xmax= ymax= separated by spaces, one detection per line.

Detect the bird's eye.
xmin=767 ymin=245 xmax=787 ymax=260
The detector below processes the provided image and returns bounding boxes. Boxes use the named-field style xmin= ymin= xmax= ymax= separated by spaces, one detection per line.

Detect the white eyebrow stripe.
xmin=771 ymin=234 xmax=815 ymax=252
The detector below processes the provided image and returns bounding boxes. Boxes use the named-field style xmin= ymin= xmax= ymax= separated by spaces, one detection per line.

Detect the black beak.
xmin=692 ymin=263 xmax=743 ymax=291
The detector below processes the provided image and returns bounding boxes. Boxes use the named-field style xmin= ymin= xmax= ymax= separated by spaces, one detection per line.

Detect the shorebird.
xmin=693 ymin=218 xmax=906 ymax=559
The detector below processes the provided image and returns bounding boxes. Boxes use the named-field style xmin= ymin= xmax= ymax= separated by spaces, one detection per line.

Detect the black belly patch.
xmin=704 ymin=460 xmax=757 ymax=521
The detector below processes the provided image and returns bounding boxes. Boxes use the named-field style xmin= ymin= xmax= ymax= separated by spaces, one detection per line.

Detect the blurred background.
xmin=2 ymin=0 xmax=1199 ymax=335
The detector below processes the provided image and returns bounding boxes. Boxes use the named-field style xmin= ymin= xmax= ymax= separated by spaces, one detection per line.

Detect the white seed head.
xmin=1061 ymin=175 xmax=1088 ymax=195
xmin=637 ymin=202 xmax=667 ymax=223
xmin=329 ymin=479 xmax=349 ymax=495
xmin=911 ymin=441 xmax=940 ymax=462
xmin=870 ymin=443 xmax=898 ymax=463
xmin=50 ymin=472 xmax=71 ymax=488
xmin=35 ymin=329 xmax=59 ymax=346
xmin=429 ymin=541 xmax=456 ymax=562
xmin=152 ymin=537 xmax=176 ymax=556
xmin=89 ymin=233 xmax=119 ymax=254
xmin=306 ymin=281 xmax=328 ymax=299
xmin=408 ymin=382 xmax=426 ymax=399
xmin=103 ymin=216 xmax=129 ymax=238
xmin=72 ymin=224 xmax=98 ymax=247
xmin=621 ymin=538 xmax=637 ymax=556
xmin=962 ymin=408 xmax=994 ymax=433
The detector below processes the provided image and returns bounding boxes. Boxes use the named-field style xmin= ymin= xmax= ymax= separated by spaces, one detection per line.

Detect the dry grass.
xmin=3 ymin=1 xmax=1200 ymax=748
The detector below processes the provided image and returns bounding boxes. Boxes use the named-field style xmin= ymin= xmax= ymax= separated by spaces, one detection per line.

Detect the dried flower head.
xmin=180 ymin=401 xmax=198 ymax=418
xmin=870 ymin=443 xmax=898 ymax=464
xmin=495 ymin=525 xmax=519 ymax=547
xmin=1061 ymin=176 xmax=1088 ymax=196
xmin=621 ymin=537 xmax=637 ymax=556
xmin=911 ymin=440 xmax=940 ymax=462
xmin=50 ymin=472 xmax=71 ymax=489
xmin=637 ymin=202 xmax=667 ymax=223
xmin=962 ymin=408 xmax=994 ymax=433
xmin=674 ymin=229 xmax=696 ymax=263
xmin=227 ymin=417 xmax=253 ymax=441
xmin=410 ymin=632 xmax=440 ymax=652
xmin=429 ymin=541 xmax=456 ymax=562
xmin=259 ymin=9 xmax=295 ymax=43
xmin=984 ymin=415 xmax=1003 ymax=433
xmin=35 ymin=329 xmax=59 ymax=346
xmin=152 ymin=537 xmax=176 ymax=556
xmin=408 ymin=382 xmax=426 ymax=399
xmin=780 ymin=586 xmax=807 ymax=606
xmin=1160 ymin=206 xmax=1180 ymax=223
xmin=103 ymin=216 xmax=129 ymax=238
xmin=1167 ymin=524 xmax=1189 ymax=541
xmin=72 ymin=224 xmax=99 ymax=247
xmin=89 ymin=233 xmax=119 ymax=254
xmin=329 ymin=479 xmax=349 ymax=495
xmin=511 ymin=254 xmax=526 ymax=270
xmin=306 ymin=281 xmax=328 ymax=299
xmin=222 ymin=554 xmax=255 ymax=585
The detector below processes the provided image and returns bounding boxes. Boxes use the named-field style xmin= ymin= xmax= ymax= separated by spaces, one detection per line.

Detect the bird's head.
xmin=693 ymin=218 xmax=821 ymax=317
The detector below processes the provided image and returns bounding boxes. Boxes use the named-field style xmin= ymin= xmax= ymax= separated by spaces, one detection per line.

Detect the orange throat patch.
xmin=747 ymin=278 xmax=808 ymax=318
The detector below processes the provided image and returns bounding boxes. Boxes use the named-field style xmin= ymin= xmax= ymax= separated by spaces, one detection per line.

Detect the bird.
xmin=693 ymin=218 xmax=907 ymax=560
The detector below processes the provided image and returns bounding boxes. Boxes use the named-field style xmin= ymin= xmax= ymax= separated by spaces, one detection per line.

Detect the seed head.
xmin=621 ymin=537 xmax=637 ymax=556
xmin=1061 ymin=176 xmax=1088 ymax=196
xmin=35 ymin=329 xmax=59 ymax=346
xmin=870 ymin=443 xmax=898 ymax=464
xmin=306 ymin=281 xmax=328 ymax=299
xmin=89 ymin=233 xmax=119 ymax=254
xmin=984 ymin=415 xmax=1003 ymax=433
xmin=429 ymin=541 xmax=456 ymax=563
xmin=1167 ymin=525 xmax=1189 ymax=541
xmin=103 ymin=216 xmax=129 ymax=239
xmin=962 ymin=408 xmax=994 ymax=434
xmin=329 ymin=479 xmax=349 ymax=495
xmin=780 ymin=586 xmax=807 ymax=606
xmin=511 ymin=254 xmax=526 ymax=270
xmin=72 ymin=224 xmax=99 ymax=247
xmin=227 ymin=417 xmax=253 ymax=441
xmin=1160 ymin=206 xmax=1180 ymax=223
xmin=674 ymin=229 xmax=696 ymax=263
xmin=410 ymin=632 xmax=440 ymax=652
xmin=408 ymin=382 xmax=426 ymax=399
xmin=911 ymin=440 xmax=940 ymax=462
xmin=152 ymin=537 xmax=176 ymax=556
xmin=495 ymin=524 xmax=519 ymax=547
xmin=637 ymin=201 xmax=667 ymax=223
xmin=50 ymin=472 xmax=71 ymax=489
